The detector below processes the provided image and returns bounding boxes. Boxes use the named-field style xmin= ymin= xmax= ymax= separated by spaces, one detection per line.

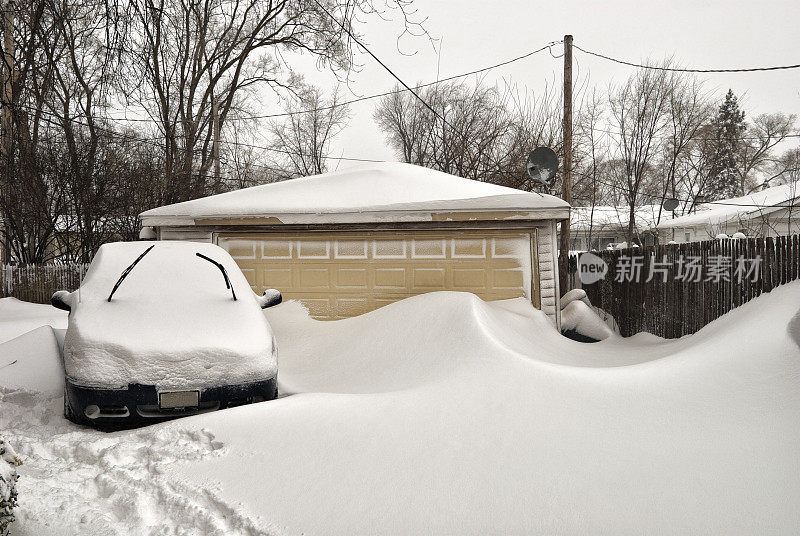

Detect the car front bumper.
xmin=64 ymin=376 xmax=278 ymax=429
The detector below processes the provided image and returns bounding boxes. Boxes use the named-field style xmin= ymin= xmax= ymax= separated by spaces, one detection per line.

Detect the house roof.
xmin=139 ymin=162 xmax=570 ymax=226
xmin=570 ymin=205 xmax=662 ymax=233
xmin=657 ymin=182 xmax=800 ymax=230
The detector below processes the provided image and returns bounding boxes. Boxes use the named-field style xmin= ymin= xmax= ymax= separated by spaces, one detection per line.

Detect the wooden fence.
xmin=569 ymin=235 xmax=800 ymax=338
xmin=0 ymin=263 xmax=90 ymax=304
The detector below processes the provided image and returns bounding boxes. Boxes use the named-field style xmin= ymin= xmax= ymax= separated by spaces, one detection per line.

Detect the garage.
xmin=217 ymin=230 xmax=536 ymax=319
xmin=139 ymin=162 xmax=569 ymax=325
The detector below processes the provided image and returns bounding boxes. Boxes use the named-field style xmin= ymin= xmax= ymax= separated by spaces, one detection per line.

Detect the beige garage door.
xmin=218 ymin=230 xmax=538 ymax=320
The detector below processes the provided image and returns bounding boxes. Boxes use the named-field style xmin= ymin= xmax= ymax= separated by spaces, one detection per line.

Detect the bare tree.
xmin=656 ymin=74 xmax=711 ymax=224
xmin=608 ymin=63 xmax=673 ymax=244
xmin=123 ymin=0 xmax=425 ymax=203
xmin=572 ymin=90 xmax=607 ymax=248
xmin=375 ymin=79 xmax=561 ymax=190
xmin=269 ymin=86 xmax=350 ymax=177
xmin=738 ymin=112 xmax=797 ymax=194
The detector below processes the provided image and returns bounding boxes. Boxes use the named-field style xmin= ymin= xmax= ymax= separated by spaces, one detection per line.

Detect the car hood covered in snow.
xmin=63 ymin=241 xmax=276 ymax=390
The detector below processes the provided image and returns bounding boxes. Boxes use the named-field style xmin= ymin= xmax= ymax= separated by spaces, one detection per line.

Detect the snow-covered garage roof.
xmin=657 ymin=181 xmax=800 ymax=230
xmin=140 ymin=162 xmax=570 ymax=226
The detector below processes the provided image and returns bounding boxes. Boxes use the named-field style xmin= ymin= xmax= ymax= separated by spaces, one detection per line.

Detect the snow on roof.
xmin=658 ymin=181 xmax=800 ymax=230
xmin=571 ymin=205 xmax=662 ymax=233
xmin=140 ymin=162 xmax=570 ymax=226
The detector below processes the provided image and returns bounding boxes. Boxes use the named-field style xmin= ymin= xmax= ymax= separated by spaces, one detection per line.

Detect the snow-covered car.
xmin=51 ymin=241 xmax=282 ymax=428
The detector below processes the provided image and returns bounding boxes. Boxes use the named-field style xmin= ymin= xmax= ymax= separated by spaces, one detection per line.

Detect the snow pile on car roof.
xmin=63 ymin=241 xmax=276 ymax=390
xmin=2 ymin=284 xmax=800 ymax=533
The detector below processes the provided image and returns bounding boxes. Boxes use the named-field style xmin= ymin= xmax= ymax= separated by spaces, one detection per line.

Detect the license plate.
xmin=159 ymin=390 xmax=199 ymax=409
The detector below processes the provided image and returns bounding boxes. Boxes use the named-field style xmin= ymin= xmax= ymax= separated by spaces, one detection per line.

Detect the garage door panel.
xmin=493 ymin=268 xmax=525 ymax=289
xmin=263 ymin=268 xmax=293 ymax=288
xmin=335 ymin=268 xmax=368 ymax=288
xmin=297 ymin=240 xmax=330 ymax=259
xmin=491 ymin=237 xmax=524 ymax=258
xmin=261 ymin=240 xmax=292 ymax=259
xmin=218 ymin=231 xmax=536 ymax=320
xmin=373 ymin=239 xmax=407 ymax=259
xmin=374 ymin=267 xmax=406 ymax=288
xmin=453 ymin=269 xmax=487 ymax=288
xmin=300 ymin=268 xmax=331 ymax=288
xmin=452 ymin=238 xmax=486 ymax=258
xmin=413 ymin=268 xmax=446 ymax=288
xmin=223 ymin=239 xmax=257 ymax=259
xmin=412 ymin=238 xmax=447 ymax=258
xmin=335 ymin=240 xmax=368 ymax=259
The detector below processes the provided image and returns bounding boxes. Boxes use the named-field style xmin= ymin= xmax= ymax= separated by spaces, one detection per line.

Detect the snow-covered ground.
xmin=1 ymin=284 xmax=800 ymax=535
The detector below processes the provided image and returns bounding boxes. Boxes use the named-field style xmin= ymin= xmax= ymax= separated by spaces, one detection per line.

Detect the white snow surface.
xmin=0 ymin=298 xmax=66 ymax=344
xmin=63 ymin=241 xmax=276 ymax=389
xmin=658 ymin=180 xmax=800 ymax=229
xmin=139 ymin=162 xmax=569 ymax=225
xmin=571 ymin=204 xmax=661 ymax=232
xmin=1 ymin=284 xmax=800 ymax=534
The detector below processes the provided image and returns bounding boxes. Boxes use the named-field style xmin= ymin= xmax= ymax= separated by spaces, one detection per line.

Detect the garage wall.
xmin=535 ymin=221 xmax=558 ymax=327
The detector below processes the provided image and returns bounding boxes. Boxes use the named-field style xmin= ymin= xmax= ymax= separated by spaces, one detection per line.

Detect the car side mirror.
xmin=256 ymin=289 xmax=282 ymax=309
xmin=51 ymin=290 xmax=74 ymax=312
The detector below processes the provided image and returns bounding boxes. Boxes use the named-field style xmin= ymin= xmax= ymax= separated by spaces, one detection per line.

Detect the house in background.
xmin=569 ymin=205 xmax=661 ymax=252
xmin=657 ymin=181 xmax=800 ymax=243
xmin=139 ymin=162 xmax=570 ymax=327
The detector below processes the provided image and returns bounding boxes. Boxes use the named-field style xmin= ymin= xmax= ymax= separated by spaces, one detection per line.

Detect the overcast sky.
xmin=256 ymin=0 xmax=800 ymax=171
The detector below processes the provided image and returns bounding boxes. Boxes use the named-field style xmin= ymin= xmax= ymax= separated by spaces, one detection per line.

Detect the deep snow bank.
xmin=2 ymin=284 xmax=800 ymax=535
xmin=170 ymin=285 xmax=800 ymax=535
xmin=0 ymin=327 xmax=64 ymax=395
xmin=0 ymin=298 xmax=66 ymax=345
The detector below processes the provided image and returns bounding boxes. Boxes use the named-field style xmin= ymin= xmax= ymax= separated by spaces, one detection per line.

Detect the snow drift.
xmin=174 ymin=285 xmax=800 ymax=535
xmin=0 ymin=298 xmax=65 ymax=345
xmin=2 ymin=283 xmax=800 ymax=534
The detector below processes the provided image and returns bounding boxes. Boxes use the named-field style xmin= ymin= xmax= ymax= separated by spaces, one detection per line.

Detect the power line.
xmin=582 ymin=124 xmax=800 ymax=142
xmin=107 ymin=40 xmax=560 ymax=124
xmin=574 ymin=44 xmax=800 ymax=73
xmin=585 ymin=174 xmax=799 ymax=210
xmin=315 ymin=0 xmax=500 ymax=139
xmin=308 ymin=0 xmax=551 ymax=196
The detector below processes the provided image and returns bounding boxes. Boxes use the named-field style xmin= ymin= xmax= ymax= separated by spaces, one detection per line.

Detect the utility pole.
xmin=212 ymin=95 xmax=221 ymax=194
xmin=558 ymin=34 xmax=573 ymax=294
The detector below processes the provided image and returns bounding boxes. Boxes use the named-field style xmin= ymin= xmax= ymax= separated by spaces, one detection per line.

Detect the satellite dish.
xmin=526 ymin=147 xmax=558 ymax=193
xmin=663 ymin=197 xmax=679 ymax=212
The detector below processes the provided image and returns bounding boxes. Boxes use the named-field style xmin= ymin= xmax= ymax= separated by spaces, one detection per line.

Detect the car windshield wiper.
xmin=107 ymin=245 xmax=155 ymax=302
xmin=196 ymin=252 xmax=237 ymax=301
